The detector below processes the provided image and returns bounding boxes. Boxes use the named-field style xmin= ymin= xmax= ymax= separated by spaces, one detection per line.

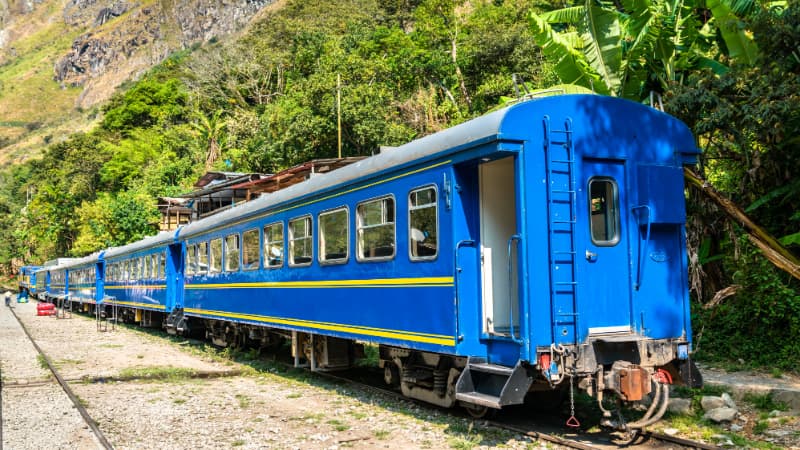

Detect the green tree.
xmin=101 ymin=79 xmax=189 ymax=135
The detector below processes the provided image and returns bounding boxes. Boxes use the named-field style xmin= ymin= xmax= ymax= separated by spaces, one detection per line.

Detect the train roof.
xmin=103 ymin=229 xmax=178 ymax=259
xmin=58 ymin=252 xmax=103 ymax=270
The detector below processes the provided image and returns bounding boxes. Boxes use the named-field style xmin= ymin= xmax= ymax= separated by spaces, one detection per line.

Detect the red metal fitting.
xmin=655 ymin=368 xmax=673 ymax=384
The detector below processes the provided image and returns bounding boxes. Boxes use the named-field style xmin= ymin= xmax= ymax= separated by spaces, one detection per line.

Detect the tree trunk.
xmin=684 ymin=167 xmax=800 ymax=281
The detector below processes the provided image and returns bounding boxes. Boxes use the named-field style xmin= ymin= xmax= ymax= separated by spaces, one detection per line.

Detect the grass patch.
xmin=347 ymin=410 xmax=367 ymax=420
xmin=117 ymin=366 xmax=198 ymax=382
xmin=326 ymin=419 xmax=350 ymax=432
xmin=374 ymin=429 xmax=390 ymax=440
xmin=235 ymin=394 xmax=251 ymax=408
xmin=743 ymin=392 xmax=787 ymax=412
xmin=231 ymin=440 xmax=245 ymax=447
xmin=52 ymin=358 xmax=84 ymax=369
xmin=36 ymin=354 xmax=48 ymax=370
xmin=286 ymin=392 xmax=302 ymax=399
xmin=99 ymin=343 xmax=124 ymax=349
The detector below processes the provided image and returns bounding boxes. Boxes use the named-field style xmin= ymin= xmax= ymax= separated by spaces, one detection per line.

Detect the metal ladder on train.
xmin=543 ymin=116 xmax=579 ymax=344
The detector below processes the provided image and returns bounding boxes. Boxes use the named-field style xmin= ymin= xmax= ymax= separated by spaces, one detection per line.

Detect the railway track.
xmin=300 ymin=364 xmax=721 ymax=450
xmin=3 ymin=306 xmax=114 ymax=450
xmin=2 ymin=304 xmax=720 ymax=450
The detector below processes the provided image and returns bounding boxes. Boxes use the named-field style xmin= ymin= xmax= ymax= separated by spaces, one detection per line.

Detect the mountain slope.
xmin=0 ymin=0 xmax=275 ymax=164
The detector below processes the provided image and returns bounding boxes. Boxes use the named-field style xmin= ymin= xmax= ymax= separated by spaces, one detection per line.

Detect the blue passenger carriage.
xmin=168 ymin=94 xmax=699 ymax=426
xmin=103 ymin=231 xmax=183 ymax=327
xmin=18 ymin=265 xmax=40 ymax=299
xmin=31 ymin=94 xmax=699 ymax=429
xmin=61 ymin=254 xmax=103 ymax=311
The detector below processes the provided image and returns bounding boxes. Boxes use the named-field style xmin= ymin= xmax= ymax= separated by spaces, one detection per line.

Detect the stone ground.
xmin=1 ymin=299 xmax=539 ymax=450
xmin=1 ymin=297 xmax=799 ymax=449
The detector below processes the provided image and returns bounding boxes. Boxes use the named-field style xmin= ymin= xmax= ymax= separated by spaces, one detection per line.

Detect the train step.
xmin=455 ymin=358 xmax=532 ymax=409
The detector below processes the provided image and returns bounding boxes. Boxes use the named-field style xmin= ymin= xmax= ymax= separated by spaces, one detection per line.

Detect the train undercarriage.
xmin=85 ymin=306 xmax=700 ymax=429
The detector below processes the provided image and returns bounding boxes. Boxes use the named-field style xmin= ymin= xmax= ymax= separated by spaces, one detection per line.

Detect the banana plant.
xmin=528 ymin=0 xmax=762 ymax=100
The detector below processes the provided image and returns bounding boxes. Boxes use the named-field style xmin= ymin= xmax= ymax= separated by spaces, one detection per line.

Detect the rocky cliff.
xmin=53 ymin=0 xmax=273 ymax=107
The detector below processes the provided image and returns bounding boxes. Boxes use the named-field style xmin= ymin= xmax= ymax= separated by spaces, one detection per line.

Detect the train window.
xmin=589 ymin=178 xmax=620 ymax=246
xmin=186 ymin=245 xmax=197 ymax=276
xmin=264 ymin=222 xmax=284 ymax=268
xmin=319 ymin=207 xmax=348 ymax=264
xmin=289 ymin=216 xmax=313 ymax=266
xmin=242 ymin=229 xmax=260 ymax=270
xmin=131 ymin=258 xmax=139 ymax=281
xmin=151 ymin=254 xmax=159 ymax=279
xmin=144 ymin=255 xmax=152 ymax=279
xmin=409 ymin=186 xmax=438 ymax=261
xmin=209 ymin=238 xmax=222 ymax=274
xmin=197 ymin=242 xmax=209 ymax=275
xmin=161 ymin=251 xmax=166 ymax=279
xmin=357 ymin=196 xmax=395 ymax=261
xmin=151 ymin=254 xmax=158 ymax=279
xmin=225 ymin=234 xmax=240 ymax=272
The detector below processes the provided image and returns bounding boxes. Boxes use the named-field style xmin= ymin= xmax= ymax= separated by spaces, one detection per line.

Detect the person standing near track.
xmin=5 ymin=290 xmax=12 ymax=306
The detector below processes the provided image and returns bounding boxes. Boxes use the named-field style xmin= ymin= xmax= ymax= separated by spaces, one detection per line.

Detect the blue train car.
xmin=61 ymin=254 xmax=103 ymax=310
xmin=103 ymin=231 xmax=183 ymax=326
xmin=39 ymin=94 xmax=698 ymax=429
xmin=18 ymin=265 xmax=40 ymax=299
xmin=47 ymin=263 xmax=69 ymax=304
xmin=164 ymin=95 xmax=699 ymax=426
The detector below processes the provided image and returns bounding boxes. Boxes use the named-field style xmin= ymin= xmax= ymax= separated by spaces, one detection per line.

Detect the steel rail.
xmin=6 ymin=305 xmax=114 ymax=450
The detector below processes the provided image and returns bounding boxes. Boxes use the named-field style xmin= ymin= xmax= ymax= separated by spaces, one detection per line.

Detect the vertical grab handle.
xmin=631 ymin=205 xmax=652 ymax=291
xmin=454 ymin=240 xmax=476 ymax=342
xmin=507 ymin=235 xmax=523 ymax=343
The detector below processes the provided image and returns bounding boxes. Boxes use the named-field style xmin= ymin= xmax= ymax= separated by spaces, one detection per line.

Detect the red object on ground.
xmin=36 ymin=302 xmax=55 ymax=315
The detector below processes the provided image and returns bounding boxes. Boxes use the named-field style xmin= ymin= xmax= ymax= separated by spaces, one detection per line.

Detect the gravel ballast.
xmin=2 ymin=301 xmax=539 ymax=449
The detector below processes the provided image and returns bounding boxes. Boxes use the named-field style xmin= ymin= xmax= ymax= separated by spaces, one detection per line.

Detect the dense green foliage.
xmin=666 ymin=4 xmax=800 ymax=369
xmin=0 ymin=0 xmax=797 ymax=370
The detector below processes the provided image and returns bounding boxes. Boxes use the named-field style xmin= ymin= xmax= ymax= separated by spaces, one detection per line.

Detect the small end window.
xmin=409 ymin=186 xmax=438 ymax=261
xmin=589 ymin=178 xmax=620 ymax=246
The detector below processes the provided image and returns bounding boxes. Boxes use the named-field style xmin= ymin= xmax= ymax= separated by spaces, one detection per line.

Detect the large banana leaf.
xmin=706 ymin=0 xmax=759 ymax=65
xmin=581 ymin=4 xmax=623 ymax=95
xmin=529 ymin=12 xmax=610 ymax=95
